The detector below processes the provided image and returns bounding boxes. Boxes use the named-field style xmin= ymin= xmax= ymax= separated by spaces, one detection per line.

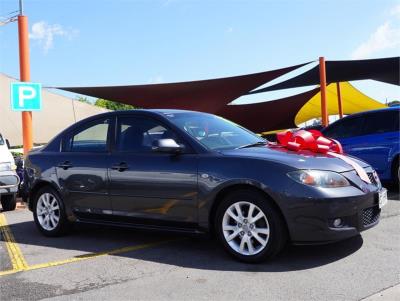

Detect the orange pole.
xmin=319 ymin=57 xmax=329 ymax=127
xmin=18 ymin=14 xmax=33 ymax=155
xmin=336 ymin=82 xmax=343 ymax=118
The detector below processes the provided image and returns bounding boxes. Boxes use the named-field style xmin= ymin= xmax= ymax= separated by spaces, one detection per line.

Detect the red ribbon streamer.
xmin=273 ymin=130 xmax=371 ymax=184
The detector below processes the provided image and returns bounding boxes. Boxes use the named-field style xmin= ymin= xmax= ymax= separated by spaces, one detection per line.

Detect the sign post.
xmin=11 ymin=83 xmax=42 ymax=111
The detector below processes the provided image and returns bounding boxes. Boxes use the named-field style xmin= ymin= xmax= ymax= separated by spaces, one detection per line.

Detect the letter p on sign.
xmin=11 ymin=82 xmax=42 ymax=111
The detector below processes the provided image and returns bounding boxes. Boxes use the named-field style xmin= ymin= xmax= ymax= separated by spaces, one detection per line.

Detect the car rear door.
xmin=108 ymin=114 xmax=198 ymax=228
xmin=56 ymin=116 xmax=113 ymax=219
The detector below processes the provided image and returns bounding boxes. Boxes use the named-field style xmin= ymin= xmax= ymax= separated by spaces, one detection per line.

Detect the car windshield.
xmin=0 ymin=134 xmax=4 ymax=145
xmin=164 ymin=112 xmax=265 ymax=150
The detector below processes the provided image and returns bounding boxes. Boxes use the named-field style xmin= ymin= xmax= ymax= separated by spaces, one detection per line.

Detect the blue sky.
xmin=0 ymin=0 xmax=399 ymax=104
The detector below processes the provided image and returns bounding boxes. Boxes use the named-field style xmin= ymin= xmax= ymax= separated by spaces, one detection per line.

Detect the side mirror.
xmin=5 ymin=139 xmax=10 ymax=149
xmin=153 ymin=139 xmax=184 ymax=153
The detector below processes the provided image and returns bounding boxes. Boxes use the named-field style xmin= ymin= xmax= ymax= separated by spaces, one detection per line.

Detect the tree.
xmin=387 ymin=100 xmax=400 ymax=107
xmin=94 ymin=99 xmax=135 ymax=111
xmin=76 ymin=96 xmax=93 ymax=104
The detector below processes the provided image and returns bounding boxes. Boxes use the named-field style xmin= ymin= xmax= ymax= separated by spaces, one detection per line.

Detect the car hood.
xmin=219 ymin=146 xmax=369 ymax=173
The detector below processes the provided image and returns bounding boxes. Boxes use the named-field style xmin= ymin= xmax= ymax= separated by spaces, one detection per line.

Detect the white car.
xmin=0 ymin=133 xmax=19 ymax=211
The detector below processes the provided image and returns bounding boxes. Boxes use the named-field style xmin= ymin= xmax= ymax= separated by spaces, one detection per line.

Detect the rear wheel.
xmin=393 ymin=158 xmax=400 ymax=189
xmin=33 ymin=187 xmax=70 ymax=236
xmin=215 ymin=189 xmax=287 ymax=263
xmin=0 ymin=194 xmax=17 ymax=211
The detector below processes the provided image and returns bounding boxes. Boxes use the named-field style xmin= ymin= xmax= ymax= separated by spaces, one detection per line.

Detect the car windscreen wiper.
xmin=237 ymin=141 xmax=268 ymax=149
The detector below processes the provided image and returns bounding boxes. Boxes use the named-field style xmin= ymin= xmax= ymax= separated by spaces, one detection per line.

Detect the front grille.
xmin=367 ymin=172 xmax=377 ymax=186
xmin=362 ymin=206 xmax=380 ymax=226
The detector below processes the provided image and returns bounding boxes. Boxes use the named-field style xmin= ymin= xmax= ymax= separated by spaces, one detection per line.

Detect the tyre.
xmin=393 ymin=159 xmax=400 ymax=188
xmin=32 ymin=186 xmax=70 ymax=236
xmin=0 ymin=194 xmax=17 ymax=211
xmin=215 ymin=189 xmax=287 ymax=263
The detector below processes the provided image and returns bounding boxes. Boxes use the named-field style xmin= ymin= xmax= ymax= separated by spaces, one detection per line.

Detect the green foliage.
xmin=76 ymin=96 xmax=93 ymax=104
xmin=94 ymin=99 xmax=135 ymax=111
xmin=387 ymin=100 xmax=400 ymax=107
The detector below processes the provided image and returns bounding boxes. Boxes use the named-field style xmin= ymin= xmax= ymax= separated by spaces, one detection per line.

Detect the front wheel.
xmin=33 ymin=187 xmax=70 ymax=236
xmin=215 ymin=189 xmax=287 ymax=263
xmin=0 ymin=194 xmax=17 ymax=211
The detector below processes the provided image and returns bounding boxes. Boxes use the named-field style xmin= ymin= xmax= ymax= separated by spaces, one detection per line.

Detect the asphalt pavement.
xmin=0 ymin=188 xmax=399 ymax=301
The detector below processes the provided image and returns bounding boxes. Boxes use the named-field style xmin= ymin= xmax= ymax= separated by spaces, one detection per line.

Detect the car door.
xmin=323 ymin=115 xmax=366 ymax=157
xmin=108 ymin=114 xmax=198 ymax=227
xmin=56 ymin=116 xmax=113 ymax=219
xmin=349 ymin=110 xmax=399 ymax=177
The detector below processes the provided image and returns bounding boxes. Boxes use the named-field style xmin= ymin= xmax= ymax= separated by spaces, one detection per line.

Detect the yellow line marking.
xmin=0 ymin=212 xmax=182 ymax=277
xmin=0 ymin=213 xmax=28 ymax=271
xmin=25 ymin=239 xmax=179 ymax=272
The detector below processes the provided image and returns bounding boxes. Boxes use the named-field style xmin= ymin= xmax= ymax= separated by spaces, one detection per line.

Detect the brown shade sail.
xmin=249 ymin=57 xmax=400 ymax=94
xmin=57 ymin=63 xmax=309 ymax=113
xmin=217 ymin=88 xmax=320 ymax=133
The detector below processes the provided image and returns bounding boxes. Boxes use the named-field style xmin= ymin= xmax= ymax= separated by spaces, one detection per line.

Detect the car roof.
xmin=346 ymin=106 xmax=399 ymax=118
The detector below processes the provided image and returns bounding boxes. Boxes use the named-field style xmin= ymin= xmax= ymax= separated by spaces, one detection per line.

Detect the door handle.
xmin=58 ymin=161 xmax=72 ymax=170
xmin=111 ymin=162 xmax=129 ymax=171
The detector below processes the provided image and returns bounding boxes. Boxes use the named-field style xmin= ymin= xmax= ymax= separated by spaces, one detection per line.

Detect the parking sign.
xmin=10 ymin=82 xmax=42 ymax=111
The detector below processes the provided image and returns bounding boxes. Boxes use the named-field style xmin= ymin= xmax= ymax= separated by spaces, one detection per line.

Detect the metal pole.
xmin=319 ymin=57 xmax=329 ymax=127
xmin=19 ymin=0 xmax=23 ymax=15
xmin=336 ymin=82 xmax=343 ymax=118
xmin=18 ymin=6 xmax=33 ymax=155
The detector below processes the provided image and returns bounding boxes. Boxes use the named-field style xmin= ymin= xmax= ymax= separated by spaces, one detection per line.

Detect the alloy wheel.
xmin=36 ymin=193 xmax=60 ymax=231
xmin=222 ymin=201 xmax=270 ymax=256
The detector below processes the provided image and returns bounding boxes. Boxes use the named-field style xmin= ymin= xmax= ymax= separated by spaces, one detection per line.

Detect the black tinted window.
xmin=323 ymin=117 xmax=365 ymax=139
xmin=117 ymin=116 xmax=179 ymax=153
xmin=66 ymin=118 xmax=110 ymax=152
xmin=360 ymin=110 xmax=399 ymax=135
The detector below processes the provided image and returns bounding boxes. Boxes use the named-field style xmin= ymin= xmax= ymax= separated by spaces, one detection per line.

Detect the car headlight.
xmin=287 ymin=170 xmax=351 ymax=188
xmin=0 ymin=162 xmax=12 ymax=172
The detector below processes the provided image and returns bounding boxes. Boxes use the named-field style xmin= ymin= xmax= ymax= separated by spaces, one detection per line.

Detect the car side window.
xmin=65 ymin=118 xmax=110 ymax=152
xmin=323 ymin=117 xmax=365 ymax=139
xmin=116 ymin=116 xmax=180 ymax=153
xmin=360 ymin=111 xmax=399 ymax=135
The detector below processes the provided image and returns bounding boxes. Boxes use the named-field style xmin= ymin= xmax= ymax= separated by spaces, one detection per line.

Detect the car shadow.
xmin=6 ymin=218 xmax=363 ymax=272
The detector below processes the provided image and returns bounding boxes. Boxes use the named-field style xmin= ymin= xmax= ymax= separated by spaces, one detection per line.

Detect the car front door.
xmin=108 ymin=115 xmax=198 ymax=228
xmin=323 ymin=115 xmax=366 ymax=156
xmin=56 ymin=117 xmax=113 ymax=219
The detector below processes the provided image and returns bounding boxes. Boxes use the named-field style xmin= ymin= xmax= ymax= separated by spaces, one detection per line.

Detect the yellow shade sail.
xmin=294 ymin=82 xmax=386 ymax=126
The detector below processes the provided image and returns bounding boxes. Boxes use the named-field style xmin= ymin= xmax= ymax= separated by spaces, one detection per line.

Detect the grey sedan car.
xmin=23 ymin=110 xmax=386 ymax=262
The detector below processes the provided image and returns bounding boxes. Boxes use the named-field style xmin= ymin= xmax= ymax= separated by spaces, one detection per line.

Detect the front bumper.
xmin=0 ymin=170 xmax=19 ymax=195
xmin=282 ymin=185 xmax=384 ymax=244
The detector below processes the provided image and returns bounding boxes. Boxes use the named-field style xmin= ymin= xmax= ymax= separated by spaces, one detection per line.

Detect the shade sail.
xmin=295 ymin=82 xmax=386 ymax=125
xmin=217 ymin=82 xmax=386 ymax=133
xmin=58 ymin=63 xmax=308 ymax=113
xmin=249 ymin=57 xmax=400 ymax=94
xmin=216 ymin=88 xmax=320 ymax=133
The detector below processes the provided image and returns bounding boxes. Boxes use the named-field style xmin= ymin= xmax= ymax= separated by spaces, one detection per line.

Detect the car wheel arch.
xmin=208 ymin=183 xmax=289 ymax=238
xmin=29 ymin=180 xmax=61 ymax=211
xmin=392 ymin=153 xmax=400 ymax=182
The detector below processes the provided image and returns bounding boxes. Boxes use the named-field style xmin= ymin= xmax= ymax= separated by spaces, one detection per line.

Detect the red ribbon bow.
xmin=276 ymin=130 xmax=343 ymax=154
xmin=273 ymin=130 xmax=371 ymax=184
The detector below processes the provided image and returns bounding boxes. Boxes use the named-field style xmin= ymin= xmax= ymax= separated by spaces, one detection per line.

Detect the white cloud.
xmin=390 ymin=4 xmax=400 ymax=17
xmin=226 ymin=27 xmax=234 ymax=33
xmin=29 ymin=21 xmax=77 ymax=53
xmin=147 ymin=75 xmax=164 ymax=84
xmin=351 ymin=21 xmax=400 ymax=59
